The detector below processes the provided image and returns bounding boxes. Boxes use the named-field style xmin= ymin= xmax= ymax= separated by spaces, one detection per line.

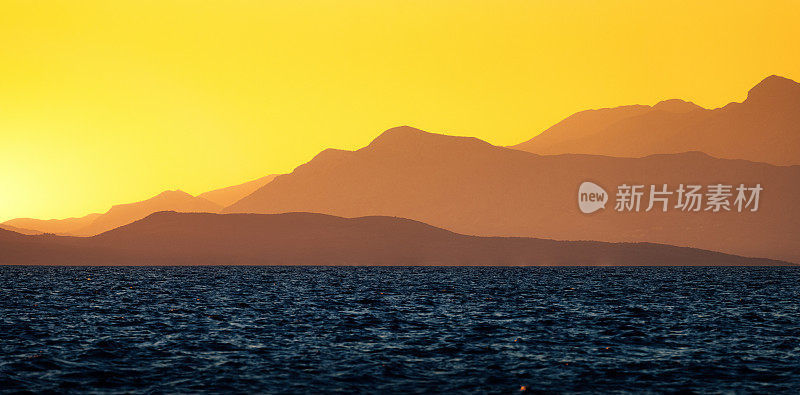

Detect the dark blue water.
xmin=1 ymin=266 xmax=799 ymax=393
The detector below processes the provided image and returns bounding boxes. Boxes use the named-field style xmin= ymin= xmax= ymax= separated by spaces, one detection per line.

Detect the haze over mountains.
xmin=5 ymin=214 xmax=101 ymax=236
xmin=226 ymin=126 xmax=800 ymax=263
xmin=511 ymin=75 xmax=800 ymax=166
xmin=4 ymin=191 xmax=220 ymax=236
xmin=0 ymin=212 xmax=788 ymax=266
xmin=2 ymin=75 xmax=798 ymax=265
xmin=2 ymin=176 xmax=276 ymax=236
xmin=198 ymin=175 xmax=278 ymax=207
xmin=0 ymin=224 xmax=42 ymax=236
xmin=76 ymin=190 xmax=222 ymax=236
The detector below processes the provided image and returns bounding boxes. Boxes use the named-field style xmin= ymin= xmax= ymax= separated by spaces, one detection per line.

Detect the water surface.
xmin=1 ymin=266 xmax=799 ymax=393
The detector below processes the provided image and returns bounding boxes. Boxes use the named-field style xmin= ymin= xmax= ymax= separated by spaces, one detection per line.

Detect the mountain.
xmin=198 ymin=175 xmax=278 ymax=207
xmin=0 ymin=227 xmax=31 ymax=241
xmin=225 ymin=126 xmax=800 ymax=263
xmin=0 ymin=224 xmax=42 ymax=235
xmin=510 ymin=75 xmax=800 ymax=166
xmin=72 ymin=190 xmax=222 ymax=236
xmin=4 ymin=191 xmax=221 ymax=237
xmin=509 ymin=104 xmax=651 ymax=153
xmin=0 ymin=211 xmax=788 ymax=266
xmin=3 ymin=213 xmax=101 ymax=235
xmin=3 ymin=186 xmax=246 ymax=236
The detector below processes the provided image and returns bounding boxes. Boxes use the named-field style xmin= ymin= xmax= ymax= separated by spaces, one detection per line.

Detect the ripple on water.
xmin=1 ymin=266 xmax=800 ymax=393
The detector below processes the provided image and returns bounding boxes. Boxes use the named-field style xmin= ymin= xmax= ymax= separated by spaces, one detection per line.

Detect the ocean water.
xmin=1 ymin=266 xmax=799 ymax=393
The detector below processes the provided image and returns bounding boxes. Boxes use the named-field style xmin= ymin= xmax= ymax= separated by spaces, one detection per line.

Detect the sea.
xmin=1 ymin=266 xmax=799 ymax=393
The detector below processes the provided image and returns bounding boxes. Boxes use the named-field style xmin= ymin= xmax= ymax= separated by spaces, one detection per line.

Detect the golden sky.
xmin=1 ymin=0 xmax=798 ymax=222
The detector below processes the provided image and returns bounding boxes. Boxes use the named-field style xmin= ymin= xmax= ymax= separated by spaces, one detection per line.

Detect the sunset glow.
xmin=1 ymin=0 xmax=798 ymax=221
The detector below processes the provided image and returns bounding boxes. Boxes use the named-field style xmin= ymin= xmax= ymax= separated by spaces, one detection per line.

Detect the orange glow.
xmin=1 ymin=0 xmax=798 ymax=221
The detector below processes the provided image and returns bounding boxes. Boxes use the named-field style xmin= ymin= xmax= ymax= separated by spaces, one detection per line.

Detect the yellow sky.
xmin=1 ymin=0 xmax=798 ymax=222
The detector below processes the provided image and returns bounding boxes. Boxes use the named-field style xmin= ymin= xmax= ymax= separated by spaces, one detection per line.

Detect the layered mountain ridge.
xmin=225 ymin=126 xmax=800 ymax=263
xmin=4 ymin=75 xmax=798 ymax=264
xmin=0 ymin=212 xmax=789 ymax=266
xmin=510 ymin=75 xmax=800 ymax=165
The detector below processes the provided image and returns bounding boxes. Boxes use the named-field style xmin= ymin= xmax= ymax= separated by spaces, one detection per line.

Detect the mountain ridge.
xmin=74 ymin=190 xmax=221 ymax=236
xmin=198 ymin=175 xmax=279 ymax=207
xmin=224 ymin=126 xmax=800 ymax=263
xmin=0 ymin=211 xmax=790 ymax=266
xmin=510 ymin=75 xmax=800 ymax=165
xmin=3 ymin=190 xmax=223 ymax=237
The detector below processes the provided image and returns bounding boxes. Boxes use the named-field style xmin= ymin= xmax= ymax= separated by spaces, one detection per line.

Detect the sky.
xmin=1 ymin=0 xmax=798 ymax=222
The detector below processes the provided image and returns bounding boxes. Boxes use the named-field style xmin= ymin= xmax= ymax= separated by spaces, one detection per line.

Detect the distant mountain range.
xmin=3 ymin=75 xmax=798 ymax=265
xmin=0 ymin=223 xmax=42 ymax=235
xmin=5 ymin=190 xmax=219 ymax=236
xmin=75 ymin=190 xmax=221 ymax=236
xmin=225 ymin=126 xmax=800 ymax=263
xmin=510 ymin=75 xmax=800 ymax=166
xmin=4 ymin=213 xmax=101 ymax=236
xmin=198 ymin=175 xmax=278 ymax=206
xmin=0 ymin=211 xmax=788 ymax=266
xmin=2 ymin=176 xmax=275 ymax=236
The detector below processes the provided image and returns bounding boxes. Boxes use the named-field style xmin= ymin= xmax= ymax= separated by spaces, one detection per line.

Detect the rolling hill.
xmin=0 ymin=212 xmax=788 ymax=266
xmin=4 ymin=213 xmax=101 ymax=236
xmin=74 ymin=190 xmax=222 ymax=236
xmin=3 ymin=190 xmax=222 ymax=236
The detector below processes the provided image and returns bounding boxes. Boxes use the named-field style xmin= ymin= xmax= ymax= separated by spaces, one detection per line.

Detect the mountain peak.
xmin=365 ymin=126 xmax=493 ymax=152
xmin=652 ymin=99 xmax=703 ymax=113
xmin=154 ymin=190 xmax=194 ymax=199
xmin=745 ymin=75 xmax=800 ymax=105
xmin=370 ymin=126 xmax=430 ymax=143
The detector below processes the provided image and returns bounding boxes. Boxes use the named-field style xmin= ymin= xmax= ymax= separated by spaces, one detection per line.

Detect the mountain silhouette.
xmin=510 ymin=75 xmax=800 ymax=165
xmin=4 ymin=191 xmax=221 ymax=236
xmin=3 ymin=177 xmax=277 ymax=235
xmin=198 ymin=175 xmax=279 ymax=207
xmin=72 ymin=190 xmax=221 ymax=236
xmin=73 ymin=190 xmax=222 ymax=236
xmin=0 ymin=212 xmax=789 ymax=266
xmin=0 ymin=224 xmax=42 ymax=235
xmin=225 ymin=126 xmax=800 ymax=263
xmin=3 ymin=213 xmax=101 ymax=236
